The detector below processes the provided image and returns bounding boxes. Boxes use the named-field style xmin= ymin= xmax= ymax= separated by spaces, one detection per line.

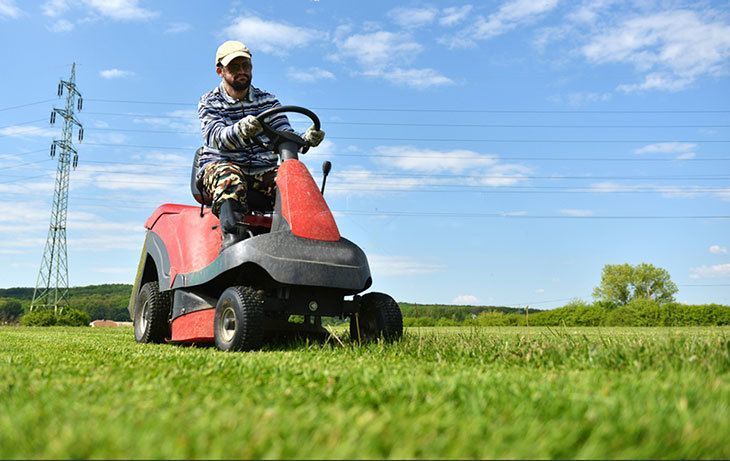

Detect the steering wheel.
xmin=253 ymin=105 xmax=321 ymax=155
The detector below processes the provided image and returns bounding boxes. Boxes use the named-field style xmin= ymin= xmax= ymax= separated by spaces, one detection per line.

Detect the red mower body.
xmin=129 ymin=159 xmax=371 ymax=344
xmin=129 ymin=105 xmax=401 ymax=351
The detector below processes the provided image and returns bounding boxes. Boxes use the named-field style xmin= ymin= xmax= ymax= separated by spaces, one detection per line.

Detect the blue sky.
xmin=0 ymin=0 xmax=729 ymax=308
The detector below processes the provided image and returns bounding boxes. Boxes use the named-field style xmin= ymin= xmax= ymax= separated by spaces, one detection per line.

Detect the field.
xmin=0 ymin=326 xmax=728 ymax=459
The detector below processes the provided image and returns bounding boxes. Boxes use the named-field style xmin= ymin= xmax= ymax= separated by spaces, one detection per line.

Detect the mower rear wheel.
xmin=214 ymin=286 xmax=265 ymax=352
xmin=134 ymin=281 xmax=171 ymax=343
xmin=350 ymin=292 xmax=403 ymax=343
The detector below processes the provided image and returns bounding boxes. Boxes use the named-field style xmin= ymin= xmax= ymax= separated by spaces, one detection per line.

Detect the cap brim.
xmin=219 ymin=51 xmax=252 ymax=67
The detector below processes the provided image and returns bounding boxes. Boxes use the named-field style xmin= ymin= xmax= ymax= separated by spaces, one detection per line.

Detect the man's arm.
xmin=198 ymin=99 xmax=250 ymax=151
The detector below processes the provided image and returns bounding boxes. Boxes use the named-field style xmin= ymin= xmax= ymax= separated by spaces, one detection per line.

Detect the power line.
xmin=76 ymin=143 xmax=730 ymax=161
xmin=334 ymin=210 xmax=730 ymax=219
xmin=7 ymin=165 xmax=730 ymax=185
xmin=333 ymin=136 xmax=730 ymax=143
xmin=25 ymin=160 xmax=730 ymax=180
xmin=79 ymin=112 xmax=730 ymax=129
xmin=60 ymin=168 xmax=730 ymax=181
xmin=84 ymin=99 xmax=730 ymax=113
xmin=3 ymin=174 xmax=728 ymax=196
xmin=0 ymin=119 xmax=49 ymax=130
xmin=0 ymin=99 xmax=56 ymax=112
xmin=39 ymin=195 xmax=730 ymax=219
xmin=0 ymin=149 xmax=48 ymax=160
xmin=73 ymin=129 xmax=730 ymax=143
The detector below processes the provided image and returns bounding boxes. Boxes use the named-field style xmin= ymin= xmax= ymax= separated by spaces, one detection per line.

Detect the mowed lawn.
xmin=0 ymin=326 xmax=728 ymax=459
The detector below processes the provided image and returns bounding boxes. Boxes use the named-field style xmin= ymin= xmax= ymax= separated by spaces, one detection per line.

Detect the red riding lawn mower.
xmin=127 ymin=106 xmax=403 ymax=351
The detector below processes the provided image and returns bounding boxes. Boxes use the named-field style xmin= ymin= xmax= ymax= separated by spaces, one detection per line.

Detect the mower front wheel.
xmin=214 ymin=286 xmax=265 ymax=352
xmin=351 ymin=292 xmax=403 ymax=343
xmin=134 ymin=281 xmax=171 ymax=343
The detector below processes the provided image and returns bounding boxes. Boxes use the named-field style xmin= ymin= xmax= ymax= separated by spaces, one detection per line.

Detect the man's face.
xmin=217 ymin=56 xmax=252 ymax=91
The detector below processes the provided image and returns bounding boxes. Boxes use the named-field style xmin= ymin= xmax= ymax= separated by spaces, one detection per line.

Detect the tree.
xmin=0 ymin=300 xmax=23 ymax=323
xmin=592 ymin=263 xmax=678 ymax=305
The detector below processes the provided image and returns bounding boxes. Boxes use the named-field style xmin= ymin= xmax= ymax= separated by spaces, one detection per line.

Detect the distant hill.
xmin=400 ymin=302 xmax=539 ymax=321
xmin=0 ymin=285 xmax=525 ymax=322
xmin=1 ymin=284 xmax=133 ymax=321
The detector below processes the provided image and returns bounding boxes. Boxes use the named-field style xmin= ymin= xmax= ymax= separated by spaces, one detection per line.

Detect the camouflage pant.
xmin=201 ymin=162 xmax=277 ymax=216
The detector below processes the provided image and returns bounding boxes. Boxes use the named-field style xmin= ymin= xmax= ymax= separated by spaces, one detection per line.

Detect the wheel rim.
xmin=139 ymin=298 xmax=150 ymax=333
xmin=220 ymin=306 xmax=237 ymax=343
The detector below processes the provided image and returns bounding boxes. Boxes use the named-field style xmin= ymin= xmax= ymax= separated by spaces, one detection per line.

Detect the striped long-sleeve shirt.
xmin=197 ymin=82 xmax=293 ymax=175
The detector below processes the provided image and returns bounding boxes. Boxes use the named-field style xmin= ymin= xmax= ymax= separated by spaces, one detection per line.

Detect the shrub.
xmin=606 ymin=298 xmax=661 ymax=326
xmin=403 ymin=317 xmax=436 ymax=327
xmin=20 ymin=310 xmax=57 ymax=326
xmin=20 ymin=308 xmax=90 ymax=327
xmin=0 ymin=299 xmax=23 ymax=323
xmin=57 ymin=309 xmax=91 ymax=326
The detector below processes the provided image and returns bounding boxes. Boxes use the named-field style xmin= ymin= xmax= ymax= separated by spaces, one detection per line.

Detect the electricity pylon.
xmin=30 ymin=63 xmax=84 ymax=313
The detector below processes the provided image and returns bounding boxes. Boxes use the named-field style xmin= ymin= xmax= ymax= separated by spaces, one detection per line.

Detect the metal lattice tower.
xmin=30 ymin=63 xmax=84 ymax=313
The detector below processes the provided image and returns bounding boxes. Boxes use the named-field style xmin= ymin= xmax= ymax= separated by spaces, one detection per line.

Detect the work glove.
xmin=303 ymin=125 xmax=325 ymax=147
xmin=235 ymin=115 xmax=263 ymax=140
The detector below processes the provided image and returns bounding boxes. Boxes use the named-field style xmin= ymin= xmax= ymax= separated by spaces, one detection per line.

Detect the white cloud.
xmin=452 ymin=294 xmax=478 ymax=305
xmin=69 ymin=233 xmax=145 ymax=251
xmin=83 ymin=132 xmax=127 ymax=145
xmin=582 ymin=10 xmax=730 ymax=92
xmin=388 ymin=7 xmax=437 ymax=28
xmin=589 ymin=182 xmax=730 ymax=202
xmin=368 ymin=254 xmax=444 ymax=276
xmin=375 ymin=146 xmax=497 ymax=173
xmin=335 ymin=30 xmax=422 ymax=68
xmin=81 ymin=0 xmax=156 ymax=21
xmin=440 ymin=5 xmax=473 ymax=27
xmin=223 ymin=16 xmax=326 ymax=55
xmin=73 ymin=163 xmax=182 ymax=192
xmin=41 ymin=0 xmax=154 ymax=21
xmin=165 ymin=21 xmax=191 ymax=34
xmin=441 ymin=0 xmax=559 ymax=48
xmin=550 ymin=91 xmax=612 ymax=106
xmin=373 ymin=146 xmax=530 ymax=186
xmin=333 ymin=29 xmax=452 ymax=89
xmin=566 ymin=0 xmax=620 ymax=25
xmin=287 ymin=67 xmax=336 ymax=83
xmin=365 ymin=67 xmax=454 ymax=89
xmin=0 ymin=125 xmax=57 ymax=138
xmin=143 ymin=152 xmax=187 ymax=164
xmin=41 ymin=0 xmax=67 ymax=17
xmin=616 ymin=73 xmax=694 ymax=93
xmin=560 ymin=209 xmax=593 ymax=217
xmin=0 ymin=202 xmax=52 ymax=224
xmin=325 ymin=167 xmax=423 ymax=197
xmin=49 ymin=18 xmax=74 ymax=32
xmin=710 ymin=245 xmax=728 ymax=254
xmin=689 ymin=263 xmax=730 ymax=279
xmin=635 ymin=142 xmax=696 ymax=160
xmin=535 ymin=288 xmax=545 ymax=294
xmin=133 ymin=109 xmax=198 ymax=135
xmin=99 ymin=68 xmax=135 ymax=79
xmin=0 ymin=0 xmax=21 ymax=18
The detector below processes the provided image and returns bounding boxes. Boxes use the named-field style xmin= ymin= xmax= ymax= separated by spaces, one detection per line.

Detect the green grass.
xmin=0 ymin=326 xmax=728 ymax=459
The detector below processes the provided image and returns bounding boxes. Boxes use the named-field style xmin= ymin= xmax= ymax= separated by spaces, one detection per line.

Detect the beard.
xmin=226 ymin=74 xmax=250 ymax=91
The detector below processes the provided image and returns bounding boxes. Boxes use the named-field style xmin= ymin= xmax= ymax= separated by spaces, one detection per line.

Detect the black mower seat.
xmin=191 ymin=147 xmax=275 ymax=225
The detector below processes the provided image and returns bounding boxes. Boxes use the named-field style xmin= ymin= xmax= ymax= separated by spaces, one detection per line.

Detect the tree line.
xmin=1 ymin=263 xmax=727 ymax=327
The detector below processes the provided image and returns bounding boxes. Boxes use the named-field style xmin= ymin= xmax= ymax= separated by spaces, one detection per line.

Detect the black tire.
xmin=214 ymin=286 xmax=265 ymax=352
xmin=350 ymin=292 xmax=403 ymax=343
xmin=133 ymin=281 xmax=171 ymax=343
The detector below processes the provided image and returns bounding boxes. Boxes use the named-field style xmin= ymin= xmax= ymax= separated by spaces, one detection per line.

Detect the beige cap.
xmin=216 ymin=40 xmax=252 ymax=66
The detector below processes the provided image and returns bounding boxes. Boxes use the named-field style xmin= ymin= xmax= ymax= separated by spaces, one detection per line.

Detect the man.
xmin=197 ymin=40 xmax=325 ymax=249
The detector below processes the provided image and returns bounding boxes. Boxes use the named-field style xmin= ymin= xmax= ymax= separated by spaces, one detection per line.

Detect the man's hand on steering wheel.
xmin=250 ymin=106 xmax=323 ymax=154
xmin=235 ymin=115 xmax=263 ymax=139
xmin=303 ymin=125 xmax=325 ymax=147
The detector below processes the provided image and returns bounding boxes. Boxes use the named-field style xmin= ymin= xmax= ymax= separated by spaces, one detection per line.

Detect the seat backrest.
xmin=191 ymin=147 xmax=275 ymax=213
xmin=191 ymin=147 xmax=206 ymax=205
